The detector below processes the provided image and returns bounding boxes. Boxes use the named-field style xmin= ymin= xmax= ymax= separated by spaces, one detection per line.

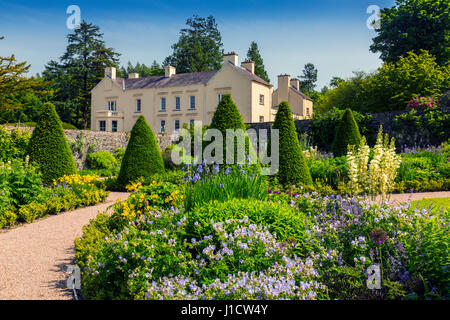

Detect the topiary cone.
xmin=117 ymin=115 xmax=165 ymax=188
xmin=331 ymin=108 xmax=362 ymax=157
xmin=27 ymin=102 xmax=77 ymax=185
xmin=273 ymin=101 xmax=312 ymax=187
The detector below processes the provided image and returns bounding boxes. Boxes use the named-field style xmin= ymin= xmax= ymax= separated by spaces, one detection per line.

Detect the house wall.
xmin=91 ymin=63 xmax=274 ymax=133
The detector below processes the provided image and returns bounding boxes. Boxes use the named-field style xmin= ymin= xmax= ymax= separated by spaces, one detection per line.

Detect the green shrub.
xmin=0 ymin=126 xmax=30 ymax=162
xmin=331 ymin=108 xmax=362 ymax=157
xmin=0 ymin=158 xmax=46 ymax=208
xmin=0 ymin=210 xmax=18 ymax=229
xmin=87 ymin=151 xmax=117 ymax=170
xmin=273 ymin=101 xmax=312 ymax=187
xmin=116 ymin=116 xmax=165 ymax=189
xmin=27 ymin=102 xmax=77 ymax=184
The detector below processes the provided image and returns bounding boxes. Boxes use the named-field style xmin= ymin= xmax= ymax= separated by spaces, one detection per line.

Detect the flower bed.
xmin=0 ymin=161 xmax=109 ymax=229
xmin=75 ymin=168 xmax=449 ymax=300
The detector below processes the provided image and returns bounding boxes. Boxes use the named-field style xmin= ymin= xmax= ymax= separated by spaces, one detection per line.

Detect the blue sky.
xmin=0 ymin=0 xmax=395 ymax=88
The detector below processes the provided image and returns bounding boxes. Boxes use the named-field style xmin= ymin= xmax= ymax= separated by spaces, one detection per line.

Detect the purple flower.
xmin=370 ymin=228 xmax=388 ymax=244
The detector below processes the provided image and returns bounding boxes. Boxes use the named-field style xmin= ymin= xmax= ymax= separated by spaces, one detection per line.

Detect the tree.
xmin=43 ymin=21 xmax=120 ymax=129
xmin=246 ymin=41 xmax=270 ymax=82
xmin=272 ymin=101 xmax=312 ymax=187
xmin=317 ymin=51 xmax=449 ymax=113
xmin=119 ymin=60 xmax=164 ymax=78
xmin=27 ymin=102 xmax=77 ymax=184
xmin=298 ymin=63 xmax=318 ymax=93
xmin=370 ymin=0 xmax=450 ymax=65
xmin=331 ymin=108 xmax=362 ymax=157
xmin=0 ymin=37 xmax=43 ymax=112
xmin=116 ymin=115 xmax=165 ymax=189
xmin=164 ymin=15 xmax=223 ymax=73
xmin=329 ymin=76 xmax=344 ymax=88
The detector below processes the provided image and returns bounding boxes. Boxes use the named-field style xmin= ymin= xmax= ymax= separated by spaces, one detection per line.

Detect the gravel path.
xmin=388 ymin=191 xmax=450 ymax=205
xmin=0 ymin=192 xmax=129 ymax=300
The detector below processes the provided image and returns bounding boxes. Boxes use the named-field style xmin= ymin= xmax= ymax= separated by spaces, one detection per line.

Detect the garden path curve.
xmin=0 ymin=192 xmax=129 ymax=300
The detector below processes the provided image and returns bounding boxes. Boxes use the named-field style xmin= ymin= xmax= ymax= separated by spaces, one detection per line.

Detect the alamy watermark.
xmin=171 ymin=123 xmax=279 ymax=176
xmin=366 ymin=5 xmax=381 ymax=30
xmin=66 ymin=5 xmax=81 ymax=30
xmin=366 ymin=264 xmax=382 ymax=289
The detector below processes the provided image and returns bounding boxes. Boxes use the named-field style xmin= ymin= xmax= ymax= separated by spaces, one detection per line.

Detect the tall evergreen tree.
xmin=120 ymin=60 xmax=164 ymax=78
xmin=164 ymin=15 xmax=223 ymax=73
xmin=272 ymin=101 xmax=312 ymax=187
xmin=117 ymin=115 xmax=165 ymax=189
xmin=246 ymin=41 xmax=270 ymax=83
xmin=27 ymin=102 xmax=77 ymax=184
xmin=331 ymin=108 xmax=362 ymax=157
xmin=298 ymin=63 xmax=318 ymax=93
xmin=43 ymin=21 xmax=120 ymax=129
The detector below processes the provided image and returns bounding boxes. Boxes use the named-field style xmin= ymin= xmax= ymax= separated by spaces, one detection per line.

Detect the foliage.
xmin=87 ymin=151 xmax=117 ymax=170
xmin=183 ymin=163 xmax=267 ymax=212
xmin=246 ymin=41 xmax=270 ymax=83
xmin=392 ymin=108 xmax=450 ymax=145
xmin=0 ymin=126 xmax=30 ymax=162
xmin=332 ymin=109 xmax=362 ymax=157
xmin=43 ymin=21 xmax=120 ymax=128
xmin=119 ymin=60 xmax=164 ymax=78
xmin=310 ymin=108 xmax=373 ymax=151
xmin=0 ymin=158 xmax=45 ymax=209
xmin=347 ymin=128 xmax=401 ymax=201
xmin=411 ymin=197 xmax=449 ymax=215
xmin=117 ymin=116 xmax=165 ymax=189
xmin=317 ymin=51 xmax=449 ymax=113
xmin=0 ymin=37 xmax=45 ymax=111
xmin=163 ymin=15 xmax=223 ymax=73
xmin=27 ymin=102 xmax=77 ymax=184
xmin=370 ymin=0 xmax=450 ymax=65
xmin=273 ymin=101 xmax=312 ymax=187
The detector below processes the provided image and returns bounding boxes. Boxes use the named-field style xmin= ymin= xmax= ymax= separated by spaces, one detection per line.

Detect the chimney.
xmin=277 ymin=74 xmax=290 ymax=102
xmin=223 ymin=51 xmax=238 ymax=66
xmin=165 ymin=65 xmax=176 ymax=77
xmin=105 ymin=67 xmax=116 ymax=80
xmin=128 ymin=73 xmax=139 ymax=79
xmin=290 ymin=78 xmax=300 ymax=90
xmin=241 ymin=59 xmax=255 ymax=74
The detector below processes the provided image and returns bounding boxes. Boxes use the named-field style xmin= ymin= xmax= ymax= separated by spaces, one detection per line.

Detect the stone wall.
xmin=3 ymin=126 xmax=175 ymax=169
xmin=248 ymin=108 xmax=449 ymax=151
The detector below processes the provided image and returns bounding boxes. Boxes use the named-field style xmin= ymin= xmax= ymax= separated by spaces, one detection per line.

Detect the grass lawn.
xmin=411 ymin=197 xmax=450 ymax=214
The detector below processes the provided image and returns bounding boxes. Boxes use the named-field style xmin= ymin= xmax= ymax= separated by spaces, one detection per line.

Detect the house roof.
xmin=290 ymin=86 xmax=313 ymax=101
xmin=110 ymin=63 xmax=272 ymax=91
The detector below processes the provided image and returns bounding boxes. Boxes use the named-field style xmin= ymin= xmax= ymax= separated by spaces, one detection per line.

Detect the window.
xmin=189 ymin=119 xmax=195 ymax=128
xmin=160 ymin=97 xmax=166 ymax=111
xmin=111 ymin=120 xmax=118 ymax=132
xmin=174 ymin=119 xmax=180 ymax=132
xmin=160 ymin=120 xmax=166 ymax=133
xmin=136 ymin=99 xmax=141 ymax=113
xmin=259 ymin=94 xmax=264 ymax=105
xmin=217 ymin=93 xmax=223 ymax=105
xmin=306 ymin=108 xmax=310 ymax=116
xmin=175 ymin=97 xmax=181 ymax=110
xmin=108 ymin=101 xmax=116 ymax=111
xmin=259 ymin=116 xmax=264 ymax=123
xmin=99 ymin=120 xmax=106 ymax=131
xmin=189 ymin=96 xmax=196 ymax=109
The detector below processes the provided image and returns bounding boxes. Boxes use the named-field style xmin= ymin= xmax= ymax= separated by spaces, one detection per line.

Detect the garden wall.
xmin=249 ymin=107 xmax=449 ymax=151
xmin=4 ymin=126 xmax=175 ymax=169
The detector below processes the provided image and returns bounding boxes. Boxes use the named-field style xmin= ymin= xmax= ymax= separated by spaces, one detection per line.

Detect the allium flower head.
xmin=370 ymin=228 xmax=388 ymax=244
